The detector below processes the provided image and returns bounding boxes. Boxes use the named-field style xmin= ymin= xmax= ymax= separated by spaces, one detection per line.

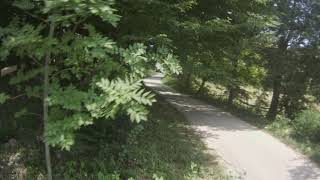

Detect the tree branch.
xmin=72 ymin=17 xmax=88 ymax=33
xmin=20 ymin=9 xmax=48 ymax=23
xmin=50 ymin=68 xmax=73 ymax=80
xmin=10 ymin=94 xmax=26 ymax=100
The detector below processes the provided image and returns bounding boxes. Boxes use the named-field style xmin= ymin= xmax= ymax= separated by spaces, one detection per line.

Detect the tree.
xmin=265 ymin=0 xmax=320 ymax=119
xmin=171 ymin=0 xmax=269 ymax=105
xmin=0 ymin=0 xmax=180 ymax=178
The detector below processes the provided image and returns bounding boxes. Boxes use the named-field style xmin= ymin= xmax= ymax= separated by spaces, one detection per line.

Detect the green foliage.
xmin=0 ymin=93 xmax=9 ymax=104
xmin=97 ymin=172 xmax=121 ymax=180
xmin=43 ymin=0 xmax=121 ymax=25
xmin=1 ymin=0 xmax=320 ymax=178
xmin=0 ymin=0 xmax=181 ymax=151
xmin=9 ymin=68 xmax=43 ymax=85
xmin=46 ymin=113 xmax=94 ymax=150
xmin=119 ymin=43 xmax=149 ymax=77
xmin=0 ymin=99 xmax=226 ymax=179
xmin=170 ymin=0 xmax=270 ymax=105
xmin=262 ymin=0 xmax=320 ymax=119
xmin=171 ymin=0 xmax=320 ymax=119
xmin=87 ymin=77 xmax=156 ymax=123
xmin=264 ymin=113 xmax=320 ymax=165
xmin=152 ymin=174 xmax=164 ymax=180
xmin=153 ymin=47 xmax=182 ymax=75
xmin=63 ymin=160 xmax=122 ymax=180
xmin=113 ymin=100 xmax=226 ymax=179
xmin=14 ymin=108 xmax=28 ymax=118
xmin=293 ymin=110 xmax=320 ymax=142
xmin=0 ymin=22 xmax=46 ymax=60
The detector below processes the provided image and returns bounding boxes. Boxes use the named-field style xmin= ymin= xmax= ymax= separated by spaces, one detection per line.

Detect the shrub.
xmin=293 ymin=110 xmax=320 ymax=142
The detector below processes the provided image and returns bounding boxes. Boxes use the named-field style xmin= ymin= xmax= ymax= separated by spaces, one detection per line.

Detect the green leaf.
xmin=14 ymin=108 xmax=28 ymax=118
xmin=0 ymin=93 xmax=9 ymax=104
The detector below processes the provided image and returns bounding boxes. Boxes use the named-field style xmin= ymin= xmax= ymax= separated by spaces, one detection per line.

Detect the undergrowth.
xmin=0 ymin=96 xmax=227 ymax=179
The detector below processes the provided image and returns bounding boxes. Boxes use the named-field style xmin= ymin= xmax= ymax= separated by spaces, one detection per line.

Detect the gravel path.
xmin=144 ymin=74 xmax=320 ymax=180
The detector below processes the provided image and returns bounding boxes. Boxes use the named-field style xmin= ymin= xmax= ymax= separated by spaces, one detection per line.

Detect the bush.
xmin=293 ymin=110 xmax=320 ymax=142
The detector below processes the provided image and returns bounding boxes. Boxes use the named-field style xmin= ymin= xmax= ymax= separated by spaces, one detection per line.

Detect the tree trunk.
xmin=227 ymin=86 xmax=236 ymax=105
xmin=266 ymin=77 xmax=281 ymax=120
xmin=227 ymin=55 xmax=239 ymax=106
xmin=184 ymin=73 xmax=192 ymax=88
xmin=43 ymin=22 xmax=55 ymax=180
xmin=196 ymin=78 xmax=207 ymax=95
xmin=266 ymin=28 xmax=288 ymax=120
xmin=282 ymin=95 xmax=293 ymax=118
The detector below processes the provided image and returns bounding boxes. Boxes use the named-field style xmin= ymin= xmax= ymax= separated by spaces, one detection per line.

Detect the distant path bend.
xmin=144 ymin=74 xmax=320 ymax=180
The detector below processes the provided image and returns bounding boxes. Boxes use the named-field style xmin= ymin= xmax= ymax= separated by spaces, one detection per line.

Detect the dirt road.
xmin=144 ymin=74 xmax=320 ymax=180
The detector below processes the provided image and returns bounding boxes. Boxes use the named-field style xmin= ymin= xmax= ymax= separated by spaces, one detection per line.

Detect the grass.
xmin=121 ymin=97 xmax=228 ymax=179
xmin=0 ymin=96 xmax=227 ymax=179
xmin=164 ymin=76 xmax=320 ymax=167
xmin=264 ymin=117 xmax=320 ymax=165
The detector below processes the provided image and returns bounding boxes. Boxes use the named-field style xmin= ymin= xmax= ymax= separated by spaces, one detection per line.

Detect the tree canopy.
xmin=0 ymin=0 xmax=320 ymax=179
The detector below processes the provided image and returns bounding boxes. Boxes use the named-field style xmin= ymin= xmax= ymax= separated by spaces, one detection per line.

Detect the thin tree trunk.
xmin=196 ymin=78 xmax=207 ymax=95
xmin=227 ymin=86 xmax=236 ymax=105
xmin=282 ymin=95 xmax=292 ymax=118
xmin=43 ymin=22 xmax=55 ymax=180
xmin=184 ymin=73 xmax=191 ymax=88
xmin=266 ymin=77 xmax=281 ymax=120
xmin=227 ymin=55 xmax=239 ymax=106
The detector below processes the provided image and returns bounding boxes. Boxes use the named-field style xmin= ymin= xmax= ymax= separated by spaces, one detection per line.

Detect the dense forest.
xmin=0 ymin=0 xmax=320 ymax=179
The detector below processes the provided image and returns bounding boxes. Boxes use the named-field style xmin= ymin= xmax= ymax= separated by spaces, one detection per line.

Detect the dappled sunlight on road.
xmin=144 ymin=73 xmax=320 ymax=180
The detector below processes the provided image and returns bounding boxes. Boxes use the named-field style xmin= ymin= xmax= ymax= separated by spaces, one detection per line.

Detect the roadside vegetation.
xmin=0 ymin=97 xmax=227 ymax=179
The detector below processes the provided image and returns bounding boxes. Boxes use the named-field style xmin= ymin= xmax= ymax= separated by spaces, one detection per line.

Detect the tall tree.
xmin=171 ymin=0 xmax=269 ymax=104
xmin=265 ymin=0 xmax=320 ymax=119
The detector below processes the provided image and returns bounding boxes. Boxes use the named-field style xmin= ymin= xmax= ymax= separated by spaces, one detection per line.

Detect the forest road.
xmin=143 ymin=73 xmax=320 ymax=180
